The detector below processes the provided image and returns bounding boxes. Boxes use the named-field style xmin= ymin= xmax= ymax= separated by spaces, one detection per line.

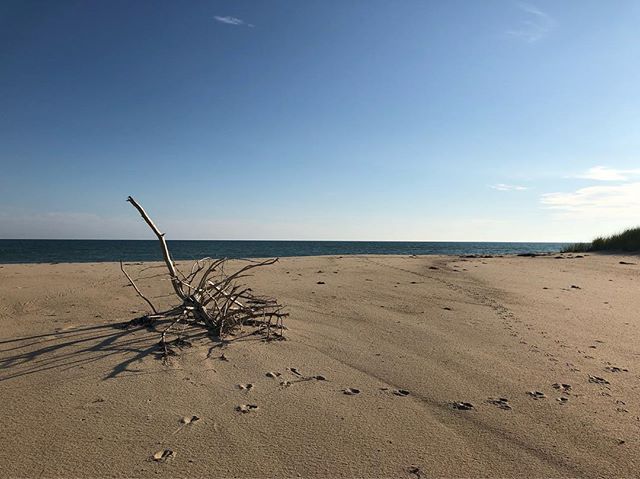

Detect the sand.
xmin=1 ymin=253 xmax=639 ymax=478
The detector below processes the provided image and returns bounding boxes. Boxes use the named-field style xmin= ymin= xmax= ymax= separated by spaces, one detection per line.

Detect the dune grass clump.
xmin=563 ymin=227 xmax=640 ymax=253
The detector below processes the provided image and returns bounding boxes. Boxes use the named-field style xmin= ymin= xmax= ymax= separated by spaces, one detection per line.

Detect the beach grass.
xmin=563 ymin=227 xmax=640 ymax=253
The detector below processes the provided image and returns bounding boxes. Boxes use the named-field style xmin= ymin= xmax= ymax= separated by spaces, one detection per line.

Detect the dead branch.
xmin=120 ymin=260 xmax=158 ymax=315
xmin=123 ymin=196 xmax=288 ymax=349
xmin=126 ymin=196 xmax=186 ymax=301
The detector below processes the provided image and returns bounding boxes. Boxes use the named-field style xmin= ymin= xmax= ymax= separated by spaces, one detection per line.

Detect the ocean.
xmin=0 ymin=239 xmax=568 ymax=264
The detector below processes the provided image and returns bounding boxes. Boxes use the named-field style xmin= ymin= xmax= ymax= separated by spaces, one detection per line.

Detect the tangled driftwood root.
xmin=122 ymin=196 xmax=288 ymax=356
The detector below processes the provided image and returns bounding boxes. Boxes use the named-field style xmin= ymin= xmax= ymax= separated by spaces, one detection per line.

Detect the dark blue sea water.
xmin=0 ymin=240 xmax=568 ymax=264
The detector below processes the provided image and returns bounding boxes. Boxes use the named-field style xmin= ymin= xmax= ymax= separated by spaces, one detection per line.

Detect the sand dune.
xmin=1 ymin=254 xmax=639 ymax=477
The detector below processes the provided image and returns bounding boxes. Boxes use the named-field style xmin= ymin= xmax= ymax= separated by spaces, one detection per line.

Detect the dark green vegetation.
xmin=563 ymin=227 xmax=640 ymax=253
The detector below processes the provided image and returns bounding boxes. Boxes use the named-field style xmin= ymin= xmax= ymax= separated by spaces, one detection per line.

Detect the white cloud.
xmin=490 ymin=183 xmax=529 ymax=191
xmin=541 ymin=182 xmax=640 ymax=219
xmin=576 ymin=165 xmax=640 ymax=182
xmin=506 ymin=3 xmax=554 ymax=43
xmin=214 ymin=16 xmax=254 ymax=27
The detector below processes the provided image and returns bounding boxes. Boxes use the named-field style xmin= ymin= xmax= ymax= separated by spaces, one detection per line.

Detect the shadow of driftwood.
xmin=0 ymin=317 xmax=219 ymax=382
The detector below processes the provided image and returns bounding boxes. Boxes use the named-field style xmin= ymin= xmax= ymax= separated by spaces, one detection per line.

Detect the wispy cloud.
xmin=506 ymin=3 xmax=554 ymax=43
xmin=490 ymin=183 xmax=529 ymax=191
xmin=541 ymin=182 xmax=640 ymax=219
xmin=575 ymin=165 xmax=640 ymax=182
xmin=214 ymin=15 xmax=254 ymax=27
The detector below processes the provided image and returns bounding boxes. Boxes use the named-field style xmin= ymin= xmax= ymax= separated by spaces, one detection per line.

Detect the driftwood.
xmin=122 ymin=196 xmax=287 ymax=352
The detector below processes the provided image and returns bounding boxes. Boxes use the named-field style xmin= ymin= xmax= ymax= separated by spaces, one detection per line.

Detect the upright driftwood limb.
xmin=123 ymin=196 xmax=288 ymax=346
xmin=126 ymin=196 xmax=186 ymax=301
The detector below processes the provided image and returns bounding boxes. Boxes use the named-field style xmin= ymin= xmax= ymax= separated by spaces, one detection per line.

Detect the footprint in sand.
xmin=605 ymin=366 xmax=628 ymax=373
xmin=488 ymin=397 xmax=512 ymax=410
xmin=237 ymin=383 xmax=254 ymax=391
xmin=152 ymin=449 xmax=175 ymax=462
xmin=552 ymin=383 xmax=572 ymax=393
xmin=451 ymin=402 xmax=474 ymax=410
xmin=393 ymin=389 xmax=410 ymax=397
xmin=236 ymin=404 xmax=259 ymax=413
xmin=527 ymin=391 xmax=546 ymax=400
xmin=343 ymin=388 xmax=360 ymax=395
xmin=588 ymin=375 xmax=610 ymax=385
xmin=266 ymin=371 xmax=281 ymax=378
xmin=407 ymin=465 xmax=424 ymax=478
xmin=288 ymin=367 xmax=302 ymax=376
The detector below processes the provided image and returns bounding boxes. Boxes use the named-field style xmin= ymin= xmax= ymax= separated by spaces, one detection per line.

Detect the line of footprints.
xmin=150 ymin=367 xmax=622 ymax=462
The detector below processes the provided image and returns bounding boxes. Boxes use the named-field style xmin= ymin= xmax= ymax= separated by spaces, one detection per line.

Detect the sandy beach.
xmin=1 ymin=253 xmax=639 ymax=478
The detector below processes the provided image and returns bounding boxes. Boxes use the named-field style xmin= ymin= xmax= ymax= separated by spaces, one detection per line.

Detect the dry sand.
xmin=1 ymin=253 xmax=639 ymax=478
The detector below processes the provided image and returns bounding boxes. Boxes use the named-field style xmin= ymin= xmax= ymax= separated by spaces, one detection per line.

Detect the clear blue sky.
xmin=2 ymin=0 xmax=639 ymax=241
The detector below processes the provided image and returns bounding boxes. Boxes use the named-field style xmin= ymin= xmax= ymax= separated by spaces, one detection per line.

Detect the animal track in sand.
xmin=266 ymin=371 xmax=281 ymax=378
xmin=487 ymin=397 xmax=512 ymax=410
xmin=343 ymin=388 xmax=360 ymax=395
xmin=237 ymin=383 xmax=254 ymax=391
xmin=236 ymin=404 xmax=259 ymax=413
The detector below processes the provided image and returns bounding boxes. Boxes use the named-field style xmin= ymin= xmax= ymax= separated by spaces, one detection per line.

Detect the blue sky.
xmin=1 ymin=0 xmax=639 ymax=241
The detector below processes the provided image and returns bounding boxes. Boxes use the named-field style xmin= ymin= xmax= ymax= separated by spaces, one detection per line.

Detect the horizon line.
xmin=0 ymin=238 xmax=573 ymax=243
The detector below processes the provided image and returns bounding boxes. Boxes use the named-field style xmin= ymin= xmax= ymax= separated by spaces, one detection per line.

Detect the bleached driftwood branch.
xmin=120 ymin=260 xmax=158 ymax=315
xmin=123 ymin=196 xmax=288 ymax=350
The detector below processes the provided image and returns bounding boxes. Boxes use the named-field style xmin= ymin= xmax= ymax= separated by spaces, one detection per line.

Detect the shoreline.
xmin=0 ymin=251 xmax=570 ymax=266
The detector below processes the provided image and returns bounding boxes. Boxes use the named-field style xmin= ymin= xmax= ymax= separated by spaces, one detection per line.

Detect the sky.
xmin=1 ymin=0 xmax=640 ymax=242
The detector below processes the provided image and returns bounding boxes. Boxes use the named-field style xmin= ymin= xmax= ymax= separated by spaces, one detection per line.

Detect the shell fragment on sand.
xmin=152 ymin=449 xmax=175 ymax=462
xmin=180 ymin=415 xmax=200 ymax=425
